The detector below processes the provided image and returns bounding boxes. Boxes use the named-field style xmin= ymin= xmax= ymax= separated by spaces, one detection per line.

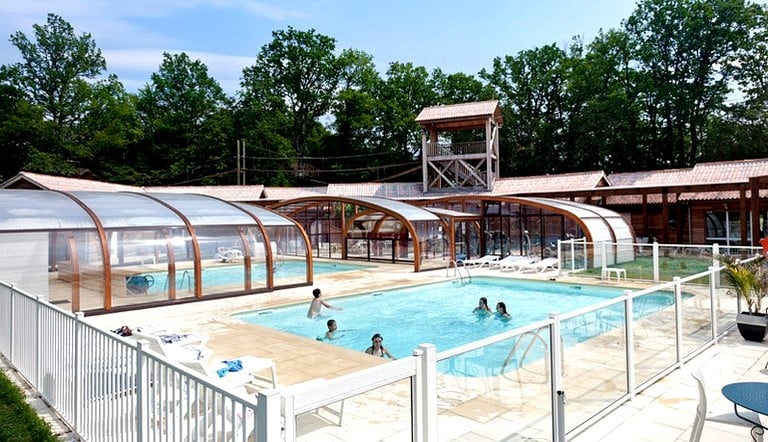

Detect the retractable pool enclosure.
xmin=0 ymin=189 xmax=310 ymax=313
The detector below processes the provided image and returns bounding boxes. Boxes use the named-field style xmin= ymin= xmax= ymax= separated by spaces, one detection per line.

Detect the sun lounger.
xmin=131 ymin=327 xmax=211 ymax=362
xmin=489 ymin=255 xmax=529 ymax=270
xmin=182 ymin=355 xmax=278 ymax=390
xmin=459 ymin=255 xmax=499 ymax=268
xmin=214 ymin=247 xmax=243 ymax=263
xmin=518 ymin=257 xmax=559 ymax=273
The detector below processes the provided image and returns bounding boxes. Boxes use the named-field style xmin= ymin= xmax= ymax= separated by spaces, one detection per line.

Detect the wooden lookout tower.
xmin=415 ymin=100 xmax=503 ymax=193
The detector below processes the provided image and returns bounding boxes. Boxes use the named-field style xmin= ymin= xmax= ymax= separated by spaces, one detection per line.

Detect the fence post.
xmin=8 ymin=284 xmax=14 ymax=364
xmin=674 ymin=277 xmax=684 ymax=367
xmin=136 ymin=341 xmax=147 ymax=442
xmin=35 ymin=295 xmax=41 ymax=390
xmin=256 ymin=388 xmax=281 ymax=442
xmin=708 ymin=267 xmax=718 ymax=341
xmin=712 ymin=243 xmax=720 ymax=289
xmin=548 ymin=314 xmax=564 ymax=442
xmin=74 ymin=312 xmax=84 ymax=432
xmin=624 ymin=292 xmax=635 ymax=397
xmin=414 ymin=344 xmax=437 ymax=442
xmin=653 ymin=242 xmax=660 ymax=282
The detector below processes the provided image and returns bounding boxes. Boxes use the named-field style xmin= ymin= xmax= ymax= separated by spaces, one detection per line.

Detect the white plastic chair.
xmin=690 ymin=368 xmax=762 ymax=442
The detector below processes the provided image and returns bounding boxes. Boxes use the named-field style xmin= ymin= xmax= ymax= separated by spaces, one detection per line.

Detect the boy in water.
xmin=325 ymin=319 xmax=341 ymax=340
xmin=307 ymin=288 xmax=343 ymax=318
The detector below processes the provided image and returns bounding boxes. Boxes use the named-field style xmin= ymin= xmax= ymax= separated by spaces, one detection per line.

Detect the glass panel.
xmin=197 ymin=226 xmax=248 ymax=295
xmin=234 ymin=203 xmax=296 ymax=227
xmin=679 ymin=278 xmax=714 ymax=357
xmin=0 ymin=190 xmax=95 ymax=231
xmin=436 ymin=333 xmax=553 ymax=439
xmin=70 ymin=191 xmax=185 ymax=228
xmin=562 ymin=304 xmax=627 ymax=432
xmin=149 ymin=193 xmax=255 ymax=226
xmin=270 ymin=216 xmax=310 ymax=281
xmin=293 ymin=380 xmax=412 ymax=441
xmin=78 ymin=230 xmax=106 ymax=311
xmin=632 ymin=292 xmax=678 ymax=385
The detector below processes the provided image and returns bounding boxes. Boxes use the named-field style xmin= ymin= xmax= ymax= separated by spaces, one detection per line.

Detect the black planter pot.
xmin=736 ymin=312 xmax=768 ymax=342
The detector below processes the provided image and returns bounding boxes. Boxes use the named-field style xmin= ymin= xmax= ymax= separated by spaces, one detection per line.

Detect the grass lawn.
xmin=580 ymin=255 xmax=714 ymax=283
xmin=0 ymin=369 xmax=57 ymax=441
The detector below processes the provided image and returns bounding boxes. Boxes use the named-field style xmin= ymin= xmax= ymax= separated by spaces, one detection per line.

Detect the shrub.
xmin=0 ymin=370 xmax=57 ymax=441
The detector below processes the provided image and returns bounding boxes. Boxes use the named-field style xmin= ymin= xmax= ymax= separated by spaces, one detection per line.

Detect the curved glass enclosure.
xmin=0 ymin=190 xmax=310 ymax=314
xmin=420 ymin=196 xmax=635 ymax=265
xmin=269 ymin=196 xmax=447 ymax=271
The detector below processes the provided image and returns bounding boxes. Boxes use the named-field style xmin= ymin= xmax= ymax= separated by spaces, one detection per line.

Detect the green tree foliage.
xmin=625 ymin=0 xmax=760 ymax=167
xmin=3 ymin=4 xmax=768 ymax=187
xmin=375 ymin=62 xmax=437 ymax=163
xmin=241 ymin=27 xmax=339 ymax=159
xmin=481 ymin=44 xmax=569 ymax=176
xmin=137 ymin=52 xmax=233 ymax=185
xmin=325 ymin=49 xmax=382 ymax=182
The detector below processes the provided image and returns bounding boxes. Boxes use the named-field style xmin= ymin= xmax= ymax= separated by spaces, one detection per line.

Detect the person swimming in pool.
xmin=495 ymin=302 xmax=511 ymax=320
xmin=307 ymin=288 xmax=342 ymax=319
xmin=365 ymin=333 xmax=395 ymax=359
xmin=473 ymin=297 xmax=492 ymax=315
xmin=324 ymin=319 xmax=343 ymax=340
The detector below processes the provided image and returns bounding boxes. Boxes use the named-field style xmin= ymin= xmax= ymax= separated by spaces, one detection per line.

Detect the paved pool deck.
xmin=7 ymin=261 xmax=768 ymax=441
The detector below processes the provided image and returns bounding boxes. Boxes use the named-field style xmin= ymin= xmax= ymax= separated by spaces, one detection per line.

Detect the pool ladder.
xmin=163 ymin=270 xmax=192 ymax=292
xmin=500 ymin=329 xmax=565 ymax=377
xmin=500 ymin=329 xmax=549 ymax=377
xmin=446 ymin=260 xmax=472 ymax=285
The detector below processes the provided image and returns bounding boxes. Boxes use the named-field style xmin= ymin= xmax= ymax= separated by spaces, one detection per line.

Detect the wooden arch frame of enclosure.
xmin=414 ymin=195 xmax=632 ymax=262
xmin=268 ymin=196 xmax=448 ymax=272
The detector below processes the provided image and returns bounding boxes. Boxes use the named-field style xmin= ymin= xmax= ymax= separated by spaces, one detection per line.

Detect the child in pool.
xmin=473 ymin=297 xmax=492 ymax=315
xmin=495 ymin=302 xmax=511 ymax=320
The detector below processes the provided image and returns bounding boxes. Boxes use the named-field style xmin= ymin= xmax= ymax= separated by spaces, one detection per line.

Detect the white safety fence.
xmin=1 ymin=260 xmax=739 ymax=441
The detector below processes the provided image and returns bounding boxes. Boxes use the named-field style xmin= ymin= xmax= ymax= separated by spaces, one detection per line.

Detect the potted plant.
xmin=718 ymin=254 xmax=768 ymax=342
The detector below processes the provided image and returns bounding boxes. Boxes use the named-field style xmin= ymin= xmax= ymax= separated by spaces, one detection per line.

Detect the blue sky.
xmin=0 ymin=1 xmax=639 ymax=94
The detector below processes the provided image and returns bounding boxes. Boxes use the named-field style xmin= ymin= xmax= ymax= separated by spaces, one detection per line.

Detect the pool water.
xmin=144 ymin=260 xmax=370 ymax=293
xmin=235 ymin=277 xmax=677 ymax=374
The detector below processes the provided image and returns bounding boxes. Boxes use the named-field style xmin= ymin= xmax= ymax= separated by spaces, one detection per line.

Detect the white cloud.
xmin=104 ymin=48 xmax=254 ymax=94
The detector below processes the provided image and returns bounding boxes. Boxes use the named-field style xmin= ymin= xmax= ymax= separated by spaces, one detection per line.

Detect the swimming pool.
xmin=144 ymin=260 xmax=370 ymax=293
xmin=235 ymin=277 xmax=677 ymax=373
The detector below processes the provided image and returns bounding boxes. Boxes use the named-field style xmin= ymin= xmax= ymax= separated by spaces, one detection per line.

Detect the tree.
xmin=2 ymin=13 xmax=105 ymax=129
xmin=241 ymin=27 xmax=339 ymax=159
xmin=324 ymin=49 xmax=381 ymax=182
xmin=625 ymin=0 xmax=759 ymax=167
xmin=375 ymin=62 xmax=437 ymax=161
xmin=79 ymin=76 xmax=145 ymax=184
xmin=0 ymin=13 xmax=107 ymax=175
xmin=137 ymin=52 xmax=232 ymax=184
xmin=481 ymin=44 xmax=569 ymax=176
xmin=564 ymin=31 xmax=645 ymax=173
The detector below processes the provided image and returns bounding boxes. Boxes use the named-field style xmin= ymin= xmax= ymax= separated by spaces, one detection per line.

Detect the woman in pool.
xmin=495 ymin=302 xmax=511 ymax=320
xmin=473 ymin=297 xmax=492 ymax=315
xmin=365 ymin=333 xmax=395 ymax=359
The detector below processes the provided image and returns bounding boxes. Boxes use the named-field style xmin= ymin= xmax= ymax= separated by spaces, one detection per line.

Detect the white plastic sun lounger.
xmin=492 ymin=255 xmax=532 ymax=271
xmin=518 ymin=257 xmax=560 ymax=273
xmin=459 ymin=255 xmax=499 ymax=268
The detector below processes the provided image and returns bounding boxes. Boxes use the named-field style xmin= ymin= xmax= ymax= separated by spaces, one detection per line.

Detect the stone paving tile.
xmin=7 ymin=263 xmax=768 ymax=441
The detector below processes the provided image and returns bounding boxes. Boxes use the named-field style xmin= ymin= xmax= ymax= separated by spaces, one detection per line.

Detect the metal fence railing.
xmin=0 ymin=256 xmax=739 ymax=441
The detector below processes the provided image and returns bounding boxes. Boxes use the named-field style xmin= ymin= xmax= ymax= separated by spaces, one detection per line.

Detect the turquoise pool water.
xmin=234 ymin=277 xmax=677 ymax=375
xmin=144 ymin=260 xmax=370 ymax=293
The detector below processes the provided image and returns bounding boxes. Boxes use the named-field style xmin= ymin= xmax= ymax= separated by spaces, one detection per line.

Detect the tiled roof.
xmin=415 ymin=100 xmax=500 ymax=123
xmin=492 ymin=171 xmax=609 ymax=195
xmin=607 ymin=159 xmax=768 ymax=204
xmin=144 ymin=185 xmax=263 ymax=202
xmin=326 ymin=183 xmax=424 ymax=198
xmin=2 ymin=171 xmax=140 ymax=192
xmin=261 ymin=186 xmax=327 ymax=200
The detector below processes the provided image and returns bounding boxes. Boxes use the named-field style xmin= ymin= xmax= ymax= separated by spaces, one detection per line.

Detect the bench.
xmin=601 ymin=267 xmax=626 ymax=282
